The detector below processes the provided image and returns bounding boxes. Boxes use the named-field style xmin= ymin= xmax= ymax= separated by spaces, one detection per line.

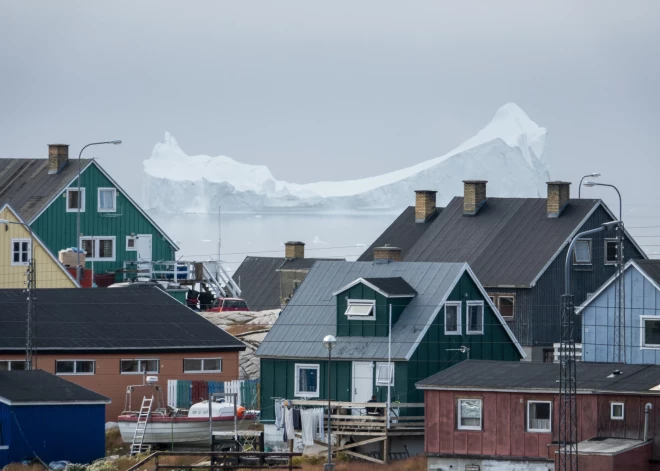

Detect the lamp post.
xmin=582 ymin=181 xmax=621 ymax=221
xmin=578 ymin=173 xmax=600 ymax=199
xmin=0 ymin=219 xmax=36 ymax=370
xmin=76 ymin=140 xmax=122 ymax=281
xmin=323 ymin=334 xmax=337 ymax=471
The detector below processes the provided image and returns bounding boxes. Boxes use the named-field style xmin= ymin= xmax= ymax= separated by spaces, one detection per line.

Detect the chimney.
xmin=285 ymin=241 xmax=305 ymax=259
xmin=415 ymin=190 xmax=437 ymax=223
xmin=547 ymin=181 xmax=571 ymax=218
xmin=463 ymin=180 xmax=488 ymax=215
xmin=48 ymin=144 xmax=69 ymax=175
xmin=373 ymin=244 xmax=402 ymax=263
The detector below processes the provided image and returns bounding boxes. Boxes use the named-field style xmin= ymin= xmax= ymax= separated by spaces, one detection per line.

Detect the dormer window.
xmin=345 ymin=299 xmax=375 ymax=319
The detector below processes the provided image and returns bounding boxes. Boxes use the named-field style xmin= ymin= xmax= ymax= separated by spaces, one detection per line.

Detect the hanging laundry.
xmin=292 ymin=408 xmax=302 ymax=430
xmin=284 ymin=406 xmax=294 ymax=441
xmin=301 ymin=409 xmax=316 ymax=446
xmin=315 ymin=408 xmax=324 ymax=440
xmin=274 ymin=399 xmax=284 ymax=429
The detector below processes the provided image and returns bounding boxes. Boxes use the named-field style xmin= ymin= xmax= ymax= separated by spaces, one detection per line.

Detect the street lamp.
xmin=76 ymin=140 xmax=122 ymax=280
xmin=582 ymin=181 xmax=622 ymax=221
xmin=323 ymin=334 xmax=337 ymax=471
xmin=578 ymin=173 xmax=601 ymax=199
xmin=0 ymin=219 xmax=36 ymax=370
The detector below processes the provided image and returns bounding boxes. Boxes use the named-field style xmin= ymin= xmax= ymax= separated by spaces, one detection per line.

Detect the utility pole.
xmin=26 ymin=255 xmax=36 ymax=369
xmin=613 ymin=222 xmax=625 ymax=363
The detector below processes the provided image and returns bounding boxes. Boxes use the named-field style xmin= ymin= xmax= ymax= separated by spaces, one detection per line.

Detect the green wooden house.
xmin=255 ymin=258 xmax=526 ymax=422
xmin=0 ymin=144 xmax=178 ymax=280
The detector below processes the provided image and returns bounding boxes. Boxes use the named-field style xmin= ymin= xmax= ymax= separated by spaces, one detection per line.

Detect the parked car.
xmin=206 ymin=297 xmax=249 ymax=312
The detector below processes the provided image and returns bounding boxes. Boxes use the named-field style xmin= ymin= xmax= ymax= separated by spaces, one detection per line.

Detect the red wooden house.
xmin=417 ymin=360 xmax=660 ymax=471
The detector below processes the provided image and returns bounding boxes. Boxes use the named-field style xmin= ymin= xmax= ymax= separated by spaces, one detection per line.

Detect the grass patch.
xmin=105 ymin=428 xmax=130 ymax=456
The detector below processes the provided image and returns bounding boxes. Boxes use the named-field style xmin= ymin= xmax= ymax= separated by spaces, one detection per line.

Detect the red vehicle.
xmin=206 ymin=297 xmax=249 ymax=312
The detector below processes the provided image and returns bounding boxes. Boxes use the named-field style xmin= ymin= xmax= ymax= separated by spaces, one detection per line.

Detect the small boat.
xmin=117 ymin=377 xmax=258 ymax=445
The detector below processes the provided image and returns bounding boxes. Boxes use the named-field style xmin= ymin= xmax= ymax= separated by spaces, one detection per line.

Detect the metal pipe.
xmin=327 ymin=347 xmax=332 ymax=466
xmin=564 ymin=226 xmax=607 ymax=293
xmin=644 ymin=403 xmax=653 ymax=441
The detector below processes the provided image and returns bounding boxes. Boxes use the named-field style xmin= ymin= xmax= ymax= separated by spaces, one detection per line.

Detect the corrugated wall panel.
xmin=0 ymin=403 xmax=10 ymax=468
xmin=8 ymin=404 xmax=105 ymax=465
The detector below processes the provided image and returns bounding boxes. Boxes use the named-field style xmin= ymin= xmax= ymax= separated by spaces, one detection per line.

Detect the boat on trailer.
xmin=117 ymin=377 xmax=258 ymax=445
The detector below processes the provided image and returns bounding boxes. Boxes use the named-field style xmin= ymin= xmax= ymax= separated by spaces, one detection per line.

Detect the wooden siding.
xmin=336 ymin=284 xmax=410 ymax=337
xmin=583 ymin=265 xmax=660 ymax=363
xmin=501 ymin=205 xmax=645 ymax=348
xmin=0 ymin=351 xmax=239 ymax=421
xmin=0 ymin=207 xmax=77 ymax=288
xmin=30 ymin=163 xmax=176 ymax=275
xmin=426 ymin=390 xmax=660 ymax=460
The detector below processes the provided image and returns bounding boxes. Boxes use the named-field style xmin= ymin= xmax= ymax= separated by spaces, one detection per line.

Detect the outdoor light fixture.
xmin=578 ymin=173 xmax=601 ymax=198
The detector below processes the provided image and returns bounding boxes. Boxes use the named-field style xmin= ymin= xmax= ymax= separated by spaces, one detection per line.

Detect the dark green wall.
xmin=336 ymin=284 xmax=411 ymax=337
xmin=30 ymin=163 xmax=176 ymax=276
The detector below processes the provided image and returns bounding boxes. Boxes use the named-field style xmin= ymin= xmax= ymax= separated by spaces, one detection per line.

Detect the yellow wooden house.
xmin=0 ymin=204 xmax=79 ymax=288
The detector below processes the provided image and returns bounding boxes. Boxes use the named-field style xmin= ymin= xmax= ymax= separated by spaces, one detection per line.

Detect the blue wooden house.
xmin=579 ymin=259 xmax=660 ymax=364
xmin=0 ymin=369 xmax=109 ymax=466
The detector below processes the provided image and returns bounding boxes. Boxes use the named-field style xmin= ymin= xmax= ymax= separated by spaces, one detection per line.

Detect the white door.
xmin=136 ymin=235 xmax=153 ymax=280
xmin=352 ymin=361 xmax=374 ymax=416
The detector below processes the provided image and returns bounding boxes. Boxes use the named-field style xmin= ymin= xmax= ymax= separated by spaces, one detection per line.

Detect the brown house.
xmin=0 ymin=285 xmax=245 ymax=420
xmin=417 ymin=360 xmax=660 ymax=471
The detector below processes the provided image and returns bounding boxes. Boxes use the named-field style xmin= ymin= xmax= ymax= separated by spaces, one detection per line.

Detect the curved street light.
xmin=578 ymin=173 xmax=601 ymax=198
xmin=76 ymin=140 xmax=122 ymax=280
xmin=323 ymin=334 xmax=337 ymax=471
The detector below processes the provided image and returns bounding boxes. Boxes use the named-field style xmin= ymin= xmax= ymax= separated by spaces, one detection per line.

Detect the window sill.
xmin=56 ymin=373 xmax=95 ymax=376
xmin=527 ymin=430 xmax=552 ymax=434
xmin=98 ymin=208 xmax=117 ymax=213
xmin=445 ymin=331 xmax=462 ymax=336
xmin=457 ymin=427 xmax=482 ymax=432
xmin=66 ymin=209 xmax=85 ymax=213
xmin=295 ymin=393 xmax=320 ymax=398
xmin=10 ymin=263 xmax=29 ymax=267
xmin=121 ymin=372 xmax=159 ymax=375
xmin=466 ymin=331 xmax=484 ymax=335
xmin=184 ymin=371 xmax=222 ymax=374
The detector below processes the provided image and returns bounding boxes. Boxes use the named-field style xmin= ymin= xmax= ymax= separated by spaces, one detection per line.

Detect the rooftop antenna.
xmin=217 ymin=205 xmax=221 ymax=282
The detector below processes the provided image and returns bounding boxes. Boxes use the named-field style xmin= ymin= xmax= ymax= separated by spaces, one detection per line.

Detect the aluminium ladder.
xmin=130 ymin=395 xmax=153 ymax=456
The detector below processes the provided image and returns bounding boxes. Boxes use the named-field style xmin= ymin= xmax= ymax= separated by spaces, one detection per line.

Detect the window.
xmin=497 ymin=296 xmax=514 ymax=319
xmin=98 ymin=188 xmax=117 ymax=212
xmin=457 ymin=398 xmax=482 ymax=430
xmin=573 ymin=239 xmax=592 ymax=264
xmin=444 ymin=302 xmax=462 ymax=335
xmin=605 ymin=239 xmax=620 ymax=265
xmin=345 ymin=299 xmax=375 ymax=319
xmin=121 ymin=359 xmax=159 ymax=374
xmin=66 ymin=188 xmax=85 ymax=212
xmin=0 ymin=360 xmax=26 ymax=371
xmin=56 ymin=360 xmax=95 ymax=375
xmin=184 ymin=358 xmax=222 ymax=373
xmin=80 ymin=236 xmax=116 ymax=261
xmin=466 ymin=301 xmax=484 ymax=334
xmin=527 ymin=401 xmax=552 ymax=433
xmin=294 ymin=364 xmax=320 ymax=397
xmin=375 ymin=362 xmax=394 ymax=386
xmin=126 ymin=236 xmax=137 ymax=251
xmin=11 ymin=239 xmax=31 ymax=266
xmin=611 ymin=402 xmax=625 ymax=420
xmin=641 ymin=317 xmax=660 ymax=348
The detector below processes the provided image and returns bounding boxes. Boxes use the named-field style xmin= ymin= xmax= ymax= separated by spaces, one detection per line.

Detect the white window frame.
xmin=457 ymin=398 xmax=482 ymax=431
xmin=466 ymin=301 xmax=484 ymax=335
xmin=345 ymin=299 xmax=376 ymax=320
xmin=444 ymin=301 xmax=462 ymax=335
xmin=97 ymin=187 xmax=117 ymax=213
xmin=66 ymin=188 xmax=85 ymax=213
xmin=126 ymin=236 xmax=137 ymax=251
xmin=10 ymin=238 xmax=31 ymax=266
xmin=375 ymin=362 xmax=394 ymax=386
xmin=573 ymin=239 xmax=592 ymax=265
xmin=294 ymin=363 xmax=320 ymax=398
xmin=55 ymin=360 xmax=96 ymax=375
xmin=497 ymin=295 xmax=515 ymax=320
xmin=120 ymin=359 xmax=160 ymax=374
xmin=80 ymin=236 xmax=116 ymax=261
xmin=610 ymin=402 xmax=625 ymax=420
xmin=0 ymin=360 xmax=27 ymax=371
xmin=605 ymin=238 xmax=620 ymax=265
xmin=183 ymin=358 xmax=223 ymax=373
xmin=527 ymin=400 xmax=552 ymax=433
xmin=641 ymin=316 xmax=660 ymax=349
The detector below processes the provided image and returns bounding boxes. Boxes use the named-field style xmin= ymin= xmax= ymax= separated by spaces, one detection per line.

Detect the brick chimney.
xmin=463 ymin=180 xmax=488 ymax=216
xmin=415 ymin=190 xmax=437 ymax=223
xmin=285 ymin=241 xmax=305 ymax=259
xmin=48 ymin=144 xmax=70 ymax=175
xmin=374 ymin=244 xmax=402 ymax=263
xmin=547 ymin=181 xmax=571 ymax=218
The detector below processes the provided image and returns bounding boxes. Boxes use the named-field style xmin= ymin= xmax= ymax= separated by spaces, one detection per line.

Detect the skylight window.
xmin=345 ymin=300 xmax=375 ymax=319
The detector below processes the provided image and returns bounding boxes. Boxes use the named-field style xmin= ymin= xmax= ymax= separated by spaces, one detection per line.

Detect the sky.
xmin=1 ymin=1 xmax=659 ymax=240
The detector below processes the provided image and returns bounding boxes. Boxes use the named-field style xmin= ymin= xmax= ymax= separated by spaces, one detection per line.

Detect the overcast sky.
xmin=1 ymin=1 xmax=659 ymax=228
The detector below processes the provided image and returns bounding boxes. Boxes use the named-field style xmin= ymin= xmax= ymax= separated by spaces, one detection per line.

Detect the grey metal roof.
xmin=361 ymin=197 xmax=600 ymax=287
xmin=635 ymin=259 xmax=660 ymax=287
xmin=0 ymin=158 xmax=92 ymax=222
xmin=0 ymin=286 xmax=246 ymax=352
xmin=0 ymin=370 xmax=110 ymax=404
xmin=361 ymin=277 xmax=417 ymax=296
xmin=256 ymin=261 xmax=468 ymax=361
xmin=417 ymin=360 xmax=660 ymax=394
xmin=279 ymin=258 xmax=338 ymax=270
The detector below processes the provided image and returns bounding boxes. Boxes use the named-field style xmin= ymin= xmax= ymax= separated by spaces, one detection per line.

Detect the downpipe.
xmin=644 ymin=403 xmax=653 ymax=441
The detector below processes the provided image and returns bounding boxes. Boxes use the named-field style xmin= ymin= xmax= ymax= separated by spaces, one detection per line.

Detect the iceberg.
xmin=142 ymin=103 xmax=551 ymax=213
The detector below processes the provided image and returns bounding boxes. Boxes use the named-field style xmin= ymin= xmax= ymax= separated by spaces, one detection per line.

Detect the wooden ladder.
xmin=130 ymin=395 xmax=153 ymax=456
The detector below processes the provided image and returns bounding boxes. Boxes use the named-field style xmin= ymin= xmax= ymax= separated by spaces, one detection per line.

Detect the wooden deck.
xmin=289 ymin=400 xmax=424 ymax=465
